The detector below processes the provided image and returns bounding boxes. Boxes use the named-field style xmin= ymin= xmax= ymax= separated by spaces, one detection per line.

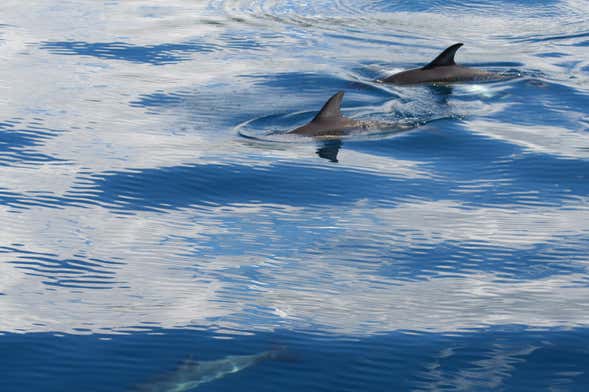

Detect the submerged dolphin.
xmin=383 ymin=43 xmax=506 ymax=85
xmin=133 ymin=351 xmax=278 ymax=392
xmin=287 ymin=91 xmax=407 ymax=138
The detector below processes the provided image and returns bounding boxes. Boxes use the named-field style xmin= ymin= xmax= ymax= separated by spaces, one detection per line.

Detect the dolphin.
xmin=383 ymin=43 xmax=507 ymax=85
xmin=287 ymin=91 xmax=407 ymax=138
xmin=133 ymin=350 xmax=278 ymax=392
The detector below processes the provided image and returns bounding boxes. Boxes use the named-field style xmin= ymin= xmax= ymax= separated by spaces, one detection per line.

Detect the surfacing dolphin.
xmin=287 ymin=91 xmax=411 ymax=138
xmin=133 ymin=350 xmax=279 ymax=392
xmin=383 ymin=43 xmax=508 ymax=85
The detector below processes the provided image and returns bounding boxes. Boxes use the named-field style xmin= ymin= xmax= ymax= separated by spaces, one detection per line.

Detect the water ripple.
xmin=1 ymin=246 xmax=125 ymax=290
xmin=1 ymin=0 xmax=589 ymax=390
xmin=0 ymin=119 xmax=66 ymax=166
xmin=41 ymin=41 xmax=218 ymax=65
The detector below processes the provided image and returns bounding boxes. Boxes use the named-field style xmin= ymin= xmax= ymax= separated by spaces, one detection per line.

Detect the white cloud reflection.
xmin=466 ymin=119 xmax=589 ymax=159
xmin=0 ymin=195 xmax=588 ymax=335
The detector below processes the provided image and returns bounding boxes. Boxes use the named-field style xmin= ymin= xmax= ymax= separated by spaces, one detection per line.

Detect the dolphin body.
xmin=287 ymin=91 xmax=405 ymax=138
xmin=383 ymin=43 xmax=505 ymax=85
xmin=133 ymin=351 xmax=277 ymax=392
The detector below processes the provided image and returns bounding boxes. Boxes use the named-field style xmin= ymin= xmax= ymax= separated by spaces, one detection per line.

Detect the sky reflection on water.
xmin=0 ymin=0 xmax=588 ymax=390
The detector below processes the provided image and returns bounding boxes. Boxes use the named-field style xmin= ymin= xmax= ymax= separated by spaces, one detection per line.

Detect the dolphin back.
xmin=383 ymin=43 xmax=510 ymax=85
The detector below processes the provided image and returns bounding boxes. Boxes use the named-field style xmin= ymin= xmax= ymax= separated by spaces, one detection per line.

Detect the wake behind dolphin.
xmin=132 ymin=350 xmax=279 ymax=392
xmin=383 ymin=43 xmax=514 ymax=85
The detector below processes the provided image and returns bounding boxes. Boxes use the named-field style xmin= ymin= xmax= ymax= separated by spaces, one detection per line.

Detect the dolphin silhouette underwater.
xmin=133 ymin=350 xmax=279 ymax=392
xmin=287 ymin=91 xmax=412 ymax=138
xmin=383 ymin=43 xmax=509 ymax=85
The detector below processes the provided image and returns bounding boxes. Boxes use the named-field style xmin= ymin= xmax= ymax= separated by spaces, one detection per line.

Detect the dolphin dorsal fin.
xmin=312 ymin=91 xmax=344 ymax=122
xmin=422 ymin=43 xmax=463 ymax=70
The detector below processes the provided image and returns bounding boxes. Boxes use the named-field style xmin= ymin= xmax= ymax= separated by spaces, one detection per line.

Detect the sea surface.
xmin=1 ymin=1 xmax=589 ymax=391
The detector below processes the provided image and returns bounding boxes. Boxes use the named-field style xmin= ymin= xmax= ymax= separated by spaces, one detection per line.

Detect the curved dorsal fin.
xmin=422 ymin=43 xmax=463 ymax=70
xmin=312 ymin=91 xmax=344 ymax=122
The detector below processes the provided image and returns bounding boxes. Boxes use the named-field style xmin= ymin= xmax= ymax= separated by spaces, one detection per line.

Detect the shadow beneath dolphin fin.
xmin=316 ymin=140 xmax=342 ymax=162
xmin=427 ymin=84 xmax=454 ymax=105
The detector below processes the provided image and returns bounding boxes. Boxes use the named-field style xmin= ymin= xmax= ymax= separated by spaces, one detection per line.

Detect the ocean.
xmin=0 ymin=1 xmax=588 ymax=390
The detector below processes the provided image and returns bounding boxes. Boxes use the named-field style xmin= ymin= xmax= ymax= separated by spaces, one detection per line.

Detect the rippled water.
xmin=1 ymin=0 xmax=588 ymax=390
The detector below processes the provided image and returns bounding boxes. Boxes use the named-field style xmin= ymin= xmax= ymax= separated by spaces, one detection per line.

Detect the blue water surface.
xmin=0 ymin=0 xmax=588 ymax=391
